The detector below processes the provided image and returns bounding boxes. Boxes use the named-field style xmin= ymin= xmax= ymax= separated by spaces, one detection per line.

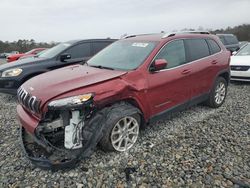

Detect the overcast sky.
xmin=0 ymin=0 xmax=249 ymax=42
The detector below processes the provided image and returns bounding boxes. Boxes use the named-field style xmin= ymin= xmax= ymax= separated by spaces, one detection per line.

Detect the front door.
xmin=146 ymin=39 xmax=192 ymax=117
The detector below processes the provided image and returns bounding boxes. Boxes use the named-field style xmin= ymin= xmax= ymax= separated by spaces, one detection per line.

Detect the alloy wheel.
xmin=110 ymin=116 xmax=139 ymax=152
xmin=214 ymin=82 xmax=226 ymax=105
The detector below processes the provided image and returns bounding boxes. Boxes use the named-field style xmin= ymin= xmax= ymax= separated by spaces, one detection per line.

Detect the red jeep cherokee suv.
xmin=17 ymin=32 xmax=230 ymax=169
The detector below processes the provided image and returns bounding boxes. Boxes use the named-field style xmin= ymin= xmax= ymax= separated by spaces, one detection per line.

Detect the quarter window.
xmin=154 ymin=40 xmax=186 ymax=69
xmin=207 ymin=39 xmax=221 ymax=54
xmin=185 ymin=39 xmax=210 ymax=61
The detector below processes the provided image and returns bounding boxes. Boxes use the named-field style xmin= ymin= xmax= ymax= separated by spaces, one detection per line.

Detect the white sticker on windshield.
xmin=132 ymin=43 xmax=149 ymax=47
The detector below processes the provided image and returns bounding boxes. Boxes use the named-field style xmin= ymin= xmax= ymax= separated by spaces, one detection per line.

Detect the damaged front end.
xmin=20 ymin=94 xmax=106 ymax=170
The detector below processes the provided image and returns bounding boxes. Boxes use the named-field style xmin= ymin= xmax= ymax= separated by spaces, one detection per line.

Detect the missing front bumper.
xmin=20 ymin=108 xmax=107 ymax=170
xmin=20 ymin=127 xmax=83 ymax=170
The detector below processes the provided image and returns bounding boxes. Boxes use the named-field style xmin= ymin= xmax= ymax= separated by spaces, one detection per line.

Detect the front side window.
xmin=39 ymin=43 xmax=71 ymax=58
xmin=88 ymin=41 xmax=157 ymax=70
xmin=154 ymin=40 xmax=186 ymax=69
xmin=65 ymin=43 xmax=91 ymax=59
xmin=185 ymin=39 xmax=210 ymax=61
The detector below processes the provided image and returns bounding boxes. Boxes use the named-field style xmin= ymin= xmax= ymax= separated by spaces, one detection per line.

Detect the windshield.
xmin=236 ymin=43 xmax=250 ymax=56
xmin=87 ymin=41 xmax=157 ymax=70
xmin=38 ymin=43 xmax=71 ymax=58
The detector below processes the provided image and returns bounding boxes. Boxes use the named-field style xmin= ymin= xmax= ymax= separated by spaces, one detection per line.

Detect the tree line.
xmin=180 ymin=24 xmax=250 ymax=42
xmin=0 ymin=24 xmax=249 ymax=53
xmin=0 ymin=39 xmax=56 ymax=53
xmin=212 ymin=24 xmax=250 ymax=41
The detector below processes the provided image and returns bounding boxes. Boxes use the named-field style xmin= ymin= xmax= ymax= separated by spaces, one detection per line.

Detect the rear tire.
xmin=99 ymin=103 xmax=141 ymax=152
xmin=206 ymin=77 xmax=227 ymax=108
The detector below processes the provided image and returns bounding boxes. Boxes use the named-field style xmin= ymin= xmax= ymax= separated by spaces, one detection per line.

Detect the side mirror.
xmin=232 ymin=51 xmax=237 ymax=56
xmin=151 ymin=59 xmax=167 ymax=72
xmin=60 ymin=53 xmax=71 ymax=62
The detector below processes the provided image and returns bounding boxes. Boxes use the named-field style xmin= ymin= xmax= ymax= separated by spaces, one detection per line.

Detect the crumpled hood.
xmin=22 ymin=64 xmax=127 ymax=104
xmin=230 ymin=56 xmax=250 ymax=66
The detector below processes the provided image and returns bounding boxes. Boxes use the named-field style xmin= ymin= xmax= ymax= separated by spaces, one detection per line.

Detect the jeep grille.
xmin=17 ymin=87 xmax=41 ymax=114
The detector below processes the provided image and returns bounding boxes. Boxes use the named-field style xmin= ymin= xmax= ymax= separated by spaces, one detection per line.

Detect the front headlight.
xmin=48 ymin=93 xmax=93 ymax=110
xmin=1 ymin=68 xmax=23 ymax=77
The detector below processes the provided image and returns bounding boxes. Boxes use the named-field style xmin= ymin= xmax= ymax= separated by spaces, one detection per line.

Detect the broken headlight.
xmin=48 ymin=93 xmax=93 ymax=110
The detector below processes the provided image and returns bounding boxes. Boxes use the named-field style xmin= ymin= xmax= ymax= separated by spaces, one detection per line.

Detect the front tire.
xmin=99 ymin=103 xmax=141 ymax=152
xmin=206 ymin=77 xmax=227 ymax=108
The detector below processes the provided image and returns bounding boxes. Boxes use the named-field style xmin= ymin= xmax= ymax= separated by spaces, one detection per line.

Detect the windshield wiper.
xmin=90 ymin=65 xmax=114 ymax=70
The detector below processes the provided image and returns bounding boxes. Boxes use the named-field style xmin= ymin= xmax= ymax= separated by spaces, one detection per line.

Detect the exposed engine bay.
xmin=21 ymin=101 xmax=108 ymax=170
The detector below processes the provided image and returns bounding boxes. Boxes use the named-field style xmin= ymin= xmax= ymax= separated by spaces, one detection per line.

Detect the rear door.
xmin=147 ymin=39 xmax=191 ymax=116
xmin=184 ymin=38 xmax=213 ymax=97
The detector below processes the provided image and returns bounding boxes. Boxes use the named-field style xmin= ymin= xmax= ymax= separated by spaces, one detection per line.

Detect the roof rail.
xmin=124 ymin=35 xmax=137 ymax=39
xmin=121 ymin=33 xmax=163 ymax=39
xmin=162 ymin=31 xmax=210 ymax=38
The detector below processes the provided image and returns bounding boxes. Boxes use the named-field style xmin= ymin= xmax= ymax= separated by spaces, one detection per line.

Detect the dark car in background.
xmin=217 ymin=34 xmax=240 ymax=52
xmin=0 ymin=39 xmax=116 ymax=94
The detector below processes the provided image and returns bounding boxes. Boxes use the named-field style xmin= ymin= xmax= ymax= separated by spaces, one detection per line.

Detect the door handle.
xmin=211 ymin=60 xmax=218 ymax=64
xmin=182 ymin=69 xmax=191 ymax=74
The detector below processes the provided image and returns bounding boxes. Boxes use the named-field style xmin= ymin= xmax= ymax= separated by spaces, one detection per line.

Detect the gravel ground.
xmin=0 ymin=68 xmax=249 ymax=187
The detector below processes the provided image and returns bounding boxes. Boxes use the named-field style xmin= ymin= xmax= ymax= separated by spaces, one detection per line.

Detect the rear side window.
xmin=224 ymin=35 xmax=238 ymax=45
xmin=154 ymin=40 xmax=186 ymax=69
xmin=92 ymin=42 xmax=112 ymax=54
xmin=207 ymin=39 xmax=221 ymax=54
xmin=185 ymin=39 xmax=210 ymax=61
xmin=65 ymin=43 xmax=91 ymax=59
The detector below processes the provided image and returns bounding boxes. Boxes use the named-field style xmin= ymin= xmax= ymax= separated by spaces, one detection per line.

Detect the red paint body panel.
xmin=22 ymin=65 xmax=127 ymax=106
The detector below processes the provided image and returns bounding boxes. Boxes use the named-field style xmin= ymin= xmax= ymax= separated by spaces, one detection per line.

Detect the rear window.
xmin=185 ymin=39 xmax=210 ymax=62
xmin=207 ymin=39 xmax=221 ymax=54
xmin=224 ymin=35 xmax=238 ymax=45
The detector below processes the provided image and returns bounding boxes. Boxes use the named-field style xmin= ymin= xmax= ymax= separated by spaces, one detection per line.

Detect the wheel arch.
xmin=99 ymin=97 xmax=147 ymax=127
xmin=218 ymin=71 xmax=230 ymax=84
